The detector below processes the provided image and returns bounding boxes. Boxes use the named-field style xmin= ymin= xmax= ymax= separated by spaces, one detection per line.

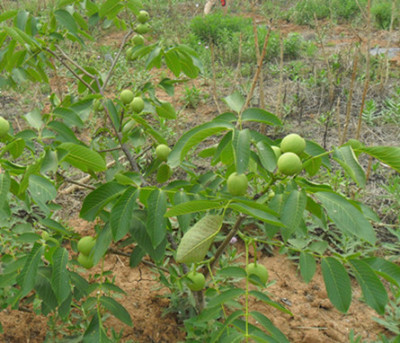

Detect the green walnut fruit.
xmin=120 ymin=89 xmax=134 ymax=105
xmin=134 ymin=23 xmax=151 ymax=35
xmin=277 ymin=152 xmax=302 ymax=176
xmin=280 ymin=133 xmax=306 ymax=156
xmin=78 ymin=253 xmax=94 ymax=269
xmin=137 ymin=10 xmax=150 ymax=23
xmin=0 ymin=117 xmax=10 ymax=137
xmin=77 ymin=236 xmax=96 ymax=256
xmin=186 ymin=271 xmax=205 ymax=291
xmin=155 ymin=144 xmax=171 ymax=161
xmin=227 ymin=172 xmax=248 ymax=196
xmin=41 ymin=231 xmax=50 ymax=241
xmin=271 ymin=145 xmax=281 ymax=159
xmin=126 ymin=46 xmax=134 ymax=60
xmin=132 ymin=34 xmax=145 ymax=46
xmin=129 ymin=97 xmax=145 ymax=113
xmin=245 ymin=263 xmax=269 ymax=285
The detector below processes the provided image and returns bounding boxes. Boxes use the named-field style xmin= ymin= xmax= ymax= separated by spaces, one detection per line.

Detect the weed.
xmin=371 ymin=1 xmax=399 ymax=30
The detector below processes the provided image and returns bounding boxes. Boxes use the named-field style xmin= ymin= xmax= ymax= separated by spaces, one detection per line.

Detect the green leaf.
xmin=156 ymin=163 xmax=172 ymax=183
xmin=255 ymin=141 xmax=277 ymax=172
xmin=281 ymin=189 xmax=307 ymax=240
xmin=80 ymin=182 xmax=126 ymax=221
xmin=305 ymin=140 xmax=331 ymax=169
xmin=35 ymin=268 xmax=58 ymax=315
xmin=156 ymin=101 xmax=176 ymax=119
xmin=217 ymin=266 xmax=247 ymax=279
xmin=207 ymin=288 xmax=245 ymax=308
xmin=16 ymin=243 xmax=45 ymax=299
xmin=53 ymin=107 xmax=84 ymax=128
xmin=83 ymin=312 xmax=112 ymax=343
xmin=110 ymin=187 xmax=138 ymax=241
xmin=210 ymin=310 xmax=244 ymax=343
xmin=165 ymin=50 xmax=181 ymax=77
xmin=348 ymin=259 xmax=388 ymax=315
xmin=173 ymin=191 xmax=191 ymax=232
xmin=48 ymin=121 xmax=80 ymax=144
xmin=2 ymin=138 xmax=25 ymax=159
xmin=223 ymin=91 xmax=244 ymax=113
xmin=28 ymin=175 xmax=57 ymax=213
xmin=54 ymin=9 xmax=78 ymax=33
xmin=25 ymin=108 xmax=44 ymax=130
xmin=360 ymin=146 xmax=400 ymax=173
xmin=176 ymin=214 xmax=223 ymax=264
xmin=130 ymin=211 xmax=166 ymax=262
xmin=233 ymin=319 xmax=277 ymax=343
xmin=105 ymin=99 xmax=120 ymax=131
xmin=51 ymin=247 xmax=71 ymax=304
xmin=168 ymin=121 xmax=234 ymax=168
xmin=315 ymin=192 xmax=376 ymax=245
xmin=233 ymin=129 xmax=250 ymax=174
xmin=99 ymin=0 xmax=120 ymax=17
xmin=241 ymin=108 xmax=282 ymax=127
xmin=40 ymin=218 xmax=70 ymax=236
xmin=146 ymin=189 xmax=167 ymax=248
xmin=129 ymin=246 xmax=145 ymax=267
xmin=299 ymin=252 xmax=316 ymax=283
xmin=321 ymin=257 xmax=352 ymax=313
xmin=229 ymin=201 xmax=283 ymax=226
xmin=249 ymin=290 xmax=292 ymax=315
xmin=92 ymin=223 xmax=112 ymax=264
xmin=333 ymin=146 xmax=366 ymax=187
xmin=0 ymin=10 xmax=18 ymax=22
xmin=177 ymin=50 xmax=200 ymax=78
xmin=58 ymin=292 xmax=72 ymax=320
xmin=99 ymin=296 xmax=133 ymax=326
xmin=0 ymin=172 xmax=10 ymax=208
xmin=363 ymin=257 xmax=400 ymax=287
xmin=166 ymin=199 xmax=226 ymax=217
xmin=146 ymin=46 xmax=163 ymax=70
xmin=132 ymin=114 xmax=167 ymax=144
xmin=250 ymin=311 xmax=290 ymax=343
xmin=58 ymin=143 xmax=106 ymax=172
xmin=125 ymin=0 xmax=143 ymax=15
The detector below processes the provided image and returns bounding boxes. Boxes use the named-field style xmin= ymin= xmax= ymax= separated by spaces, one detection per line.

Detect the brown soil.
xmin=0 ymin=219 xmax=391 ymax=342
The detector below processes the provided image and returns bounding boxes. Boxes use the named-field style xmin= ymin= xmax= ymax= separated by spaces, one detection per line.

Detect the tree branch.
xmin=102 ymin=29 xmax=134 ymax=92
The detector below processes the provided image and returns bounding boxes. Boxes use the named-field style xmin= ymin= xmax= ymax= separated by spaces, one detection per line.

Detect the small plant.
xmin=182 ymin=85 xmax=204 ymax=109
xmin=371 ymin=1 xmax=398 ymax=30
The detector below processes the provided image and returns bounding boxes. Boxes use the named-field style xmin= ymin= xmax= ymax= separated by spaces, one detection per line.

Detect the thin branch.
xmin=210 ymin=42 xmax=222 ymax=114
xmin=55 ymin=44 xmax=96 ymax=79
xmin=243 ymin=25 xmax=272 ymax=110
xmin=356 ymin=0 xmax=371 ymax=140
xmin=340 ymin=48 xmax=359 ymax=145
xmin=57 ymin=172 xmax=96 ymax=190
xmin=276 ymin=33 xmax=284 ymax=119
xmin=45 ymin=48 xmax=96 ymax=93
xmin=252 ymin=18 xmax=265 ymax=109
xmin=97 ymin=147 xmax=122 ymax=153
xmin=102 ymin=29 xmax=134 ymax=92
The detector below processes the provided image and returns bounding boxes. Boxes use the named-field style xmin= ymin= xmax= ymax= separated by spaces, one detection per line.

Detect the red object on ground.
xmin=221 ymin=0 xmax=226 ymax=6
